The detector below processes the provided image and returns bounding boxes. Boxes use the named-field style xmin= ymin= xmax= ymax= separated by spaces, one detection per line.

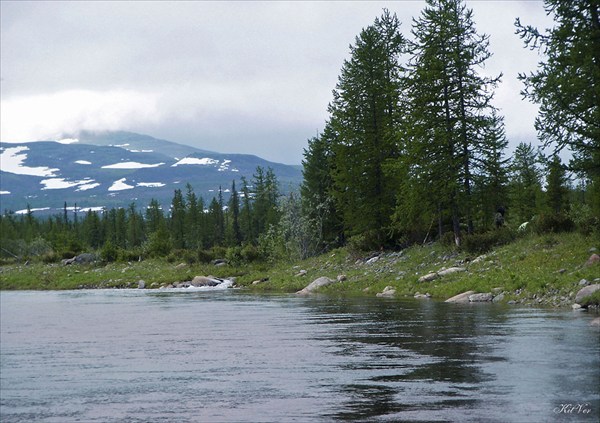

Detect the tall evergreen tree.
xmin=516 ymin=1 xmax=600 ymax=214
xmin=170 ymin=189 xmax=186 ymax=249
xmin=402 ymin=0 xmax=503 ymax=245
xmin=509 ymin=142 xmax=544 ymax=223
xmin=328 ymin=9 xmax=407 ymax=245
xmin=545 ymin=155 xmax=570 ymax=214
xmin=228 ymin=180 xmax=242 ymax=246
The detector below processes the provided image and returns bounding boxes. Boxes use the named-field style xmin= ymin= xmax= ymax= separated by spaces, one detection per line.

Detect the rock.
xmin=414 ymin=292 xmax=431 ymax=299
xmin=574 ymin=284 xmax=600 ymax=304
xmin=62 ymin=257 xmax=76 ymax=265
xmin=438 ymin=267 xmax=466 ymax=276
xmin=252 ymin=278 xmax=269 ymax=285
xmin=492 ymin=293 xmax=505 ymax=303
xmin=585 ymin=254 xmax=600 ymax=266
xmin=418 ymin=272 xmax=439 ymax=283
xmin=590 ymin=317 xmax=600 ymax=327
xmin=150 ymin=282 xmax=158 ymax=288
xmin=74 ymin=253 xmax=96 ymax=265
xmin=212 ymin=259 xmax=228 ymax=266
xmin=579 ymin=279 xmax=590 ymax=286
xmin=471 ymin=254 xmax=487 ymax=264
xmin=366 ymin=256 xmax=380 ymax=265
xmin=445 ymin=291 xmax=476 ymax=303
xmin=137 ymin=280 xmax=146 ymax=289
xmin=295 ymin=270 xmax=307 ymax=277
xmin=492 ymin=287 xmax=504 ymax=294
xmin=337 ymin=274 xmax=347 ymax=282
xmin=376 ymin=286 xmax=396 ymax=298
xmin=175 ymin=263 xmax=187 ymax=270
xmin=469 ymin=293 xmax=494 ymax=302
xmin=572 ymin=303 xmax=582 ymax=310
xmin=191 ymin=276 xmax=222 ymax=287
xmin=296 ymin=277 xmax=336 ymax=295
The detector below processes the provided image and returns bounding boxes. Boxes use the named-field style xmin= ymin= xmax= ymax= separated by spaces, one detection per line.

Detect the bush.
xmin=241 ymin=244 xmax=261 ymax=262
xmin=118 ymin=247 xmax=143 ymax=262
xmin=347 ymin=230 xmax=384 ymax=255
xmin=461 ymin=227 xmax=516 ymax=254
xmin=568 ymin=203 xmax=600 ymax=235
xmin=100 ymin=241 xmax=118 ymax=262
xmin=532 ymin=213 xmax=575 ymax=234
xmin=197 ymin=249 xmax=215 ymax=263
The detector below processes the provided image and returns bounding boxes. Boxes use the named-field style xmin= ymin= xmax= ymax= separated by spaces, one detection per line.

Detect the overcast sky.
xmin=1 ymin=1 xmax=553 ymax=164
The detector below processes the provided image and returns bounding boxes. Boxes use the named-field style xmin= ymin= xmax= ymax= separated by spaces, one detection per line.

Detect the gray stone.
xmin=252 ymin=278 xmax=269 ymax=285
xmin=337 ymin=274 xmax=347 ymax=282
xmin=575 ymin=284 xmax=600 ymax=304
xmin=492 ymin=293 xmax=505 ymax=303
xmin=590 ymin=317 xmax=600 ymax=327
xmin=74 ymin=253 xmax=96 ymax=265
xmin=418 ymin=272 xmax=439 ymax=283
xmin=376 ymin=286 xmax=396 ymax=298
xmin=469 ymin=293 xmax=493 ymax=302
xmin=191 ymin=276 xmax=221 ymax=287
xmin=414 ymin=293 xmax=431 ymax=299
xmin=137 ymin=280 xmax=146 ymax=289
xmin=366 ymin=256 xmax=380 ymax=265
xmin=295 ymin=270 xmax=308 ymax=277
xmin=175 ymin=263 xmax=187 ymax=270
xmin=471 ymin=254 xmax=487 ymax=264
xmin=579 ymin=279 xmax=589 ymax=286
xmin=445 ymin=291 xmax=476 ymax=303
xmin=572 ymin=303 xmax=582 ymax=310
xmin=438 ymin=267 xmax=466 ymax=276
xmin=297 ymin=277 xmax=336 ymax=295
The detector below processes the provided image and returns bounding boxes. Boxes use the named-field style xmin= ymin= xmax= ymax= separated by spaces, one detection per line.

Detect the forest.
xmin=1 ymin=0 xmax=599 ymax=264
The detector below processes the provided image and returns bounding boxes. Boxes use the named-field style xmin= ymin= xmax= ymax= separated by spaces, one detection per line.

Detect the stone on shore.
xmin=585 ymin=254 xmax=600 ymax=266
xmin=418 ymin=272 xmax=439 ymax=283
xmin=469 ymin=293 xmax=493 ymax=302
xmin=137 ymin=280 xmax=146 ymax=289
xmin=376 ymin=286 xmax=396 ymax=298
xmin=438 ymin=267 xmax=466 ymax=277
xmin=297 ymin=277 xmax=336 ymax=295
xmin=191 ymin=276 xmax=222 ymax=287
xmin=445 ymin=291 xmax=476 ymax=303
xmin=574 ymin=284 xmax=600 ymax=306
xmin=590 ymin=317 xmax=600 ymax=327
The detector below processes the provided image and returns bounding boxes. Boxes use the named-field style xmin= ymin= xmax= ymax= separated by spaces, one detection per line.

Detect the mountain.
xmin=0 ymin=131 xmax=303 ymax=215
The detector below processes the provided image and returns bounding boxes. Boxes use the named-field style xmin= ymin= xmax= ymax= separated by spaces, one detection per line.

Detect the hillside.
xmin=0 ymin=131 xmax=303 ymax=214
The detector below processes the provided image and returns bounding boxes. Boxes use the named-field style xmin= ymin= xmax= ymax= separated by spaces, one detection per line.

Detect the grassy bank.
xmin=1 ymin=232 xmax=598 ymax=307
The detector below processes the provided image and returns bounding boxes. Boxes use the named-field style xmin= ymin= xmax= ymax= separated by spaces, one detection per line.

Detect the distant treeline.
xmin=1 ymin=0 xmax=599 ymax=263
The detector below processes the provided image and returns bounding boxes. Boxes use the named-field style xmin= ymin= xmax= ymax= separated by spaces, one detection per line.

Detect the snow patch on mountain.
xmin=109 ymin=178 xmax=134 ymax=191
xmin=1 ymin=146 xmax=59 ymax=177
xmin=101 ymin=161 xmax=165 ymax=169
xmin=15 ymin=207 xmax=51 ymax=215
xmin=40 ymin=178 xmax=98 ymax=190
xmin=137 ymin=182 xmax=165 ymax=188
xmin=57 ymin=138 xmax=79 ymax=144
xmin=172 ymin=157 xmax=218 ymax=167
xmin=0 ymin=191 xmax=11 ymax=195
xmin=75 ymin=160 xmax=92 ymax=165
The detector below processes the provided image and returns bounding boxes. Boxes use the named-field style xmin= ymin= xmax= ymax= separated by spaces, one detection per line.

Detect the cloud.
xmin=1 ymin=89 xmax=162 ymax=142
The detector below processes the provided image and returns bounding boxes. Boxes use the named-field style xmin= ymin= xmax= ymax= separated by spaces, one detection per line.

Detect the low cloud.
xmin=1 ymin=89 xmax=162 ymax=142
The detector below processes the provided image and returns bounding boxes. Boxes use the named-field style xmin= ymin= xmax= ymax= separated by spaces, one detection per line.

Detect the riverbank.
xmin=1 ymin=232 xmax=598 ymax=308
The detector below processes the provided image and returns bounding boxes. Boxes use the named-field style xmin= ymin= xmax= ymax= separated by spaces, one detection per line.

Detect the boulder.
xmin=471 ymin=254 xmax=487 ymax=264
xmin=445 ymin=291 xmax=476 ymax=303
xmin=212 ymin=259 xmax=228 ymax=266
xmin=137 ymin=280 xmax=146 ymax=289
xmin=590 ymin=317 xmax=600 ymax=327
xmin=191 ymin=276 xmax=222 ymax=287
xmin=376 ymin=286 xmax=396 ymax=298
xmin=438 ymin=267 xmax=466 ymax=276
xmin=469 ymin=293 xmax=494 ymax=302
xmin=295 ymin=270 xmax=308 ymax=277
xmin=296 ymin=277 xmax=336 ymax=295
xmin=366 ymin=256 xmax=380 ymax=265
xmin=174 ymin=263 xmax=187 ymax=270
xmin=585 ymin=254 xmax=600 ymax=266
xmin=252 ymin=278 xmax=269 ymax=285
xmin=337 ymin=274 xmax=347 ymax=282
xmin=414 ymin=292 xmax=431 ymax=299
xmin=492 ymin=293 xmax=505 ymax=303
xmin=575 ymin=284 xmax=600 ymax=303
xmin=418 ymin=272 xmax=439 ymax=283
xmin=62 ymin=257 xmax=76 ymax=266
xmin=74 ymin=253 xmax=96 ymax=265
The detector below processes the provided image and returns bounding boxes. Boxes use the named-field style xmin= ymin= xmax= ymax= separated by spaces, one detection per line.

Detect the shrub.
xmin=118 ymin=247 xmax=143 ymax=262
xmin=568 ymin=203 xmax=600 ymax=236
xmin=240 ymin=244 xmax=261 ymax=262
xmin=532 ymin=213 xmax=575 ymax=234
xmin=100 ymin=241 xmax=118 ymax=262
xmin=197 ymin=249 xmax=214 ymax=263
xmin=347 ymin=230 xmax=384 ymax=255
xmin=461 ymin=227 xmax=516 ymax=254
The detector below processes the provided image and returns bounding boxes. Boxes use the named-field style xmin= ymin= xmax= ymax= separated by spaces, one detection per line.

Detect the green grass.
xmin=1 ymin=232 xmax=598 ymax=307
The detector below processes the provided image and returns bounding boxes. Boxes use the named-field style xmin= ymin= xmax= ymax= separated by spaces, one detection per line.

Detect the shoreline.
xmin=1 ymin=232 xmax=599 ymax=309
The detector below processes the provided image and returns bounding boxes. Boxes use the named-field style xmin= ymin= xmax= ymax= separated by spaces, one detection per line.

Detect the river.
xmin=1 ymin=289 xmax=599 ymax=422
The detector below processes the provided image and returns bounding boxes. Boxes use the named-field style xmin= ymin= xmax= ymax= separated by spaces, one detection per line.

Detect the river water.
xmin=1 ymin=289 xmax=599 ymax=422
